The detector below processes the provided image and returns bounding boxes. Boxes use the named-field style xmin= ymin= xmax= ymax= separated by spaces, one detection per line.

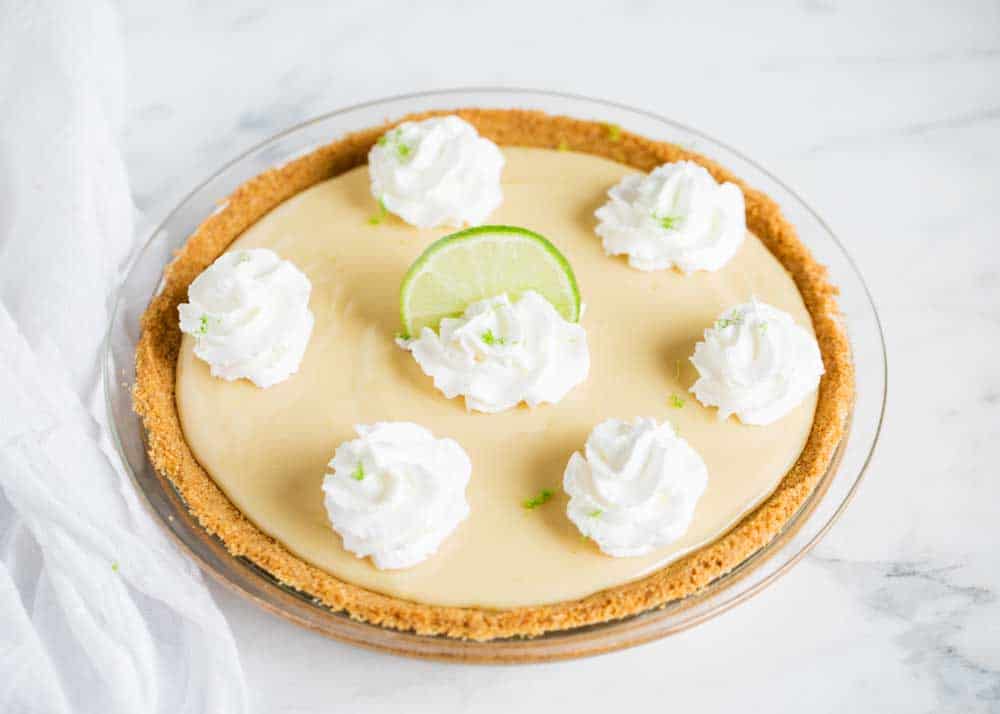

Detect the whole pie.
xmin=134 ymin=109 xmax=853 ymax=641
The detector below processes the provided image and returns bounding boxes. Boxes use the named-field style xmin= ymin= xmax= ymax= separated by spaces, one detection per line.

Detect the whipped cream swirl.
xmin=564 ymin=417 xmax=708 ymax=557
xmin=368 ymin=115 xmax=505 ymax=228
xmin=594 ymin=160 xmax=746 ymax=273
xmin=400 ymin=291 xmax=589 ymax=413
xmin=321 ymin=422 xmax=471 ymax=570
xmin=690 ymin=300 xmax=825 ymax=425
xmin=178 ymin=248 xmax=314 ymax=388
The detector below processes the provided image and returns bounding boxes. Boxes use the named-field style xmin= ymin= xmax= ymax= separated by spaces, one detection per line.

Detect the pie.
xmin=133 ymin=109 xmax=853 ymax=640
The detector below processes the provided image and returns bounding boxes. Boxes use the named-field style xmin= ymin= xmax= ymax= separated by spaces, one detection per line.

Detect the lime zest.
xmin=523 ymin=488 xmax=554 ymax=509
xmin=655 ymin=214 xmax=681 ymax=231
xmin=557 ymin=138 xmax=570 ymax=152
xmin=351 ymin=462 xmax=365 ymax=481
xmin=198 ymin=315 xmax=209 ymax=335
xmin=481 ymin=329 xmax=505 ymax=346
xmin=669 ymin=394 xmax=685 ymax=409
xmin=588 ymin=508 xmax=603 ymax=518
xmin=111 ymin=561 xmax=119 ymax=572
xmin=375 ymin=129 xmax=411 ymax=159
xmin=758 ymin=321 xmax=769 ymax=335
xmin=605 ymin=123 xmax=622 ymax=142
xmin=716 ymin=314 xmax=743 ymax=330
xmin=368 ymin=197 xmax=388 ymax=226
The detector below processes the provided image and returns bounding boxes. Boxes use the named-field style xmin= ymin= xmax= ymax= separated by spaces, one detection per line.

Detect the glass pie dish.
xmin=104 ymin=88 xmax=886 ymax=662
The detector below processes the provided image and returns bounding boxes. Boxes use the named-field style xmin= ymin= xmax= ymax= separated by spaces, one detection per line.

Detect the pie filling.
xmin=175 ymin=147 xmax=818 ymax=609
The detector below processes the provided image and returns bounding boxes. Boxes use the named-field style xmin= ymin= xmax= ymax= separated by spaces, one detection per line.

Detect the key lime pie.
xmin=134 ymin=110 xmax=853 ymax=640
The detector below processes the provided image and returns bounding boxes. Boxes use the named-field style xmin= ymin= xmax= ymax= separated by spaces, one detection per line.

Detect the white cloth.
xmin=0 ymin=1 xmax=248 ymax=713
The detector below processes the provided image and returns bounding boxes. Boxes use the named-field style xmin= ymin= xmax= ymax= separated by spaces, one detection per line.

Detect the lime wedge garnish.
xmin=400 ymin=225 xmax=581 ymax=337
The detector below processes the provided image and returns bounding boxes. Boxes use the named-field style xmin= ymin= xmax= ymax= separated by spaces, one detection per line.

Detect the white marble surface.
xmin=121 ymin=1 xmax=1000 ymax=711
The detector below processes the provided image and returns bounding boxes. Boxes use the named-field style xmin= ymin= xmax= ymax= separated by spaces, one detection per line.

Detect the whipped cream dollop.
xmin=321 ymin=422 xmax=471 ymax=570
xmin=690 ymin=300 xmax=825 ymax=425
xmin=594 ymin=160 xmax=746 ymax=273
xmin=400 ymin=291 xmax=589 ymax=413
xmin=368 ymin=115 xmax=505 ymax=228
xmin=178 ymin=248 xmax=314 ymax=388
xmin=564 ymin=417 xmax=708 ymax=557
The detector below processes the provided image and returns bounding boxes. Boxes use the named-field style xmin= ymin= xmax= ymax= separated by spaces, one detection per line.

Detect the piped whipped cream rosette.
xmin=368 ymin=115 xmax=505 ymax=228
xmin=400 ymin=291 xmax=589 ymax=413
xmin=321 ymin=422 xmax=471 ymax=570
xmin=594 ymin=160 xmax=746 ymax=273
xmin=564 ymin=417 xmax=708 ymax=557
xmin=690 ymin=300 xmax=825 ymax=425
xmin=178 ymin=248 xmax=314 ymax=388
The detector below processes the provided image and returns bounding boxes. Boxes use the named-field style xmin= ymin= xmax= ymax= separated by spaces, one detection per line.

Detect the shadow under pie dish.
xmin=131 ymin=105 xmax=855 ymax=644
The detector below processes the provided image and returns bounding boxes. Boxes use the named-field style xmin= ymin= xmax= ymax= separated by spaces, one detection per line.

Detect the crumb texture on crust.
xmin=133 ymin=109 xmax=854 ymax=641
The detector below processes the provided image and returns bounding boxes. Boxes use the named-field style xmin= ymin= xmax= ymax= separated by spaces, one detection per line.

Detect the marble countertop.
xmin=121 ymin=1 xmax=1000 ymax=711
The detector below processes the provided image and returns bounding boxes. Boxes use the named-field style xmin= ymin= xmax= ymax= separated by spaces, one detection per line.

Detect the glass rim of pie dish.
xmin=103 ymin=87 xmax=887 ymax=663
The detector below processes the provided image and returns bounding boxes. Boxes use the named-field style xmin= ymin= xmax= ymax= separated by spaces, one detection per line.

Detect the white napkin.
xmin=0 ymin=1 xmax=248 ymax=712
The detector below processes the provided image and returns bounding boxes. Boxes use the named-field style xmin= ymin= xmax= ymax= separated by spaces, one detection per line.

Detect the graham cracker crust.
xmin=133 ymin=108 xmax=854 ymax=641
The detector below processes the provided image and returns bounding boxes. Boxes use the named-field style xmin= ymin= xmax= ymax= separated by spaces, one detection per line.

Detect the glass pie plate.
xmin=104 ymin=88 xmax=886 ymax=663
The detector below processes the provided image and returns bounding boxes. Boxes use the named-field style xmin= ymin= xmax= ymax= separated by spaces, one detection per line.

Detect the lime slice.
xmin=400 ymin=225 xmax=581 ymax=337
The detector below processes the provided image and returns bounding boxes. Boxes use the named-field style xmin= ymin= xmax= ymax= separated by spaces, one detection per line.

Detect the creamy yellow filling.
xmin=175 ymin=147 xmax=817 ymax=609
